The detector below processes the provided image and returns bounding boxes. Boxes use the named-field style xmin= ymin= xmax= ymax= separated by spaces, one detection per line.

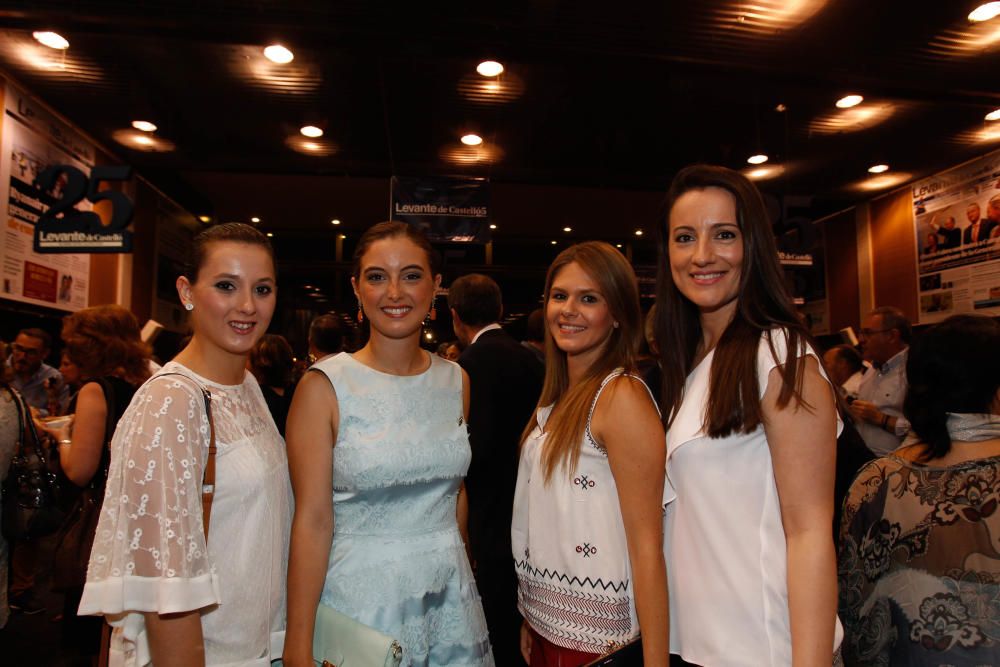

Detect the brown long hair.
xmin=61 ymin=304 xmax=152 ymax=386
xmin=655 ymin=164 xmax=814 ymax=436
xmin=522 ymin=241 xmax=642 ymax=482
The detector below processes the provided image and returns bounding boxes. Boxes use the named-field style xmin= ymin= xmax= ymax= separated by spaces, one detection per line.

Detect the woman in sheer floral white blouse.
xmin=79 ymin=223 xmax=292 ymax=666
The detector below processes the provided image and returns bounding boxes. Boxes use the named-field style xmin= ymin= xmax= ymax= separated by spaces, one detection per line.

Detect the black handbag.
xmin=1 ymin=385 xmax=65 ymax=540
xmin=52 ymin=378 xmax=116 ymax=592
xmin=583 ymin=637 xmax=643 ymax=666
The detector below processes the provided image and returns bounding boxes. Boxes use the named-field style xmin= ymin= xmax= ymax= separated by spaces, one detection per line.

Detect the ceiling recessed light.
xmin=263 ymin=44 xmax=294 ymax=64
xmin=563 ymin=226 xmax=572 ymax=232
xmin=338 ymin=234 xmax=346 ymax=239
xmin=32 ymin=31 xmax=69 ymax=50
xmin=251 ymin=216 xmax=261 ymax=223
xmin=868 ymin=164 xmax=890 ymax=174
xmin=266 ymin=232 xmax=274 ymax=237
xmin=489 ymin=224 xmax=497 ymax=229
xmin=550 ymin=240 xmax=557 ymax=245
xmin=331 ymin=219 xmax=341 ymax=225
xmin=616 ymin=244 xmax=623 ymax=248
xmin=461 ymin=133 xmax=483 ymax=146
xmin=131 ymin=120 xmax=157 ymax=132
xmin=198 ymin=215 xmax=211 ymax=223
xmin=969 ymin=2 xmax=1000 ymax=22
xmin=836 ymin=94 xmax=864 ymax=109
xmin=635 ymin=229 xmax=644 ymax=236
xmin=986 ymin=108 xmax=1000 ymax=121
xmin=477 ymin=60 xmax=504 ymax=77
xmin=300 ymin=125 xmax=323 ymax=138
xmin=775 ymin=103 xmax=787 ymax=112
xmin=747 ymin=154 xmax=769 ymax=165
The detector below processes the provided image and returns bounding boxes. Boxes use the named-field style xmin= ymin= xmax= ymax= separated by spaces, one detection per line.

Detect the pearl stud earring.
xmin=184 ymin=302 xmax=194 ymax=311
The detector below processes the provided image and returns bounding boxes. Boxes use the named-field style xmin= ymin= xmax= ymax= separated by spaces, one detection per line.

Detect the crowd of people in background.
xmin=0 ymin=164 xmax=997 ymax=667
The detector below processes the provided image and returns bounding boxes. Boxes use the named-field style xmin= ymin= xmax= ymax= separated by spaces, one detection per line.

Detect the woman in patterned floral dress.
xmin=838 ymin=314 xmax=1000 ymax=666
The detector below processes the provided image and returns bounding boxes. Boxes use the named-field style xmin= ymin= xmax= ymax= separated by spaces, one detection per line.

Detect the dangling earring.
xmin=427 ymin=305 xmax=437 ymax=322
xmin=612 ymin=320 xmax=619 ymax=329
xmin=184 ymin=302 xmax=194 ymax=311
xmin=357 ymin=304 xmax=364 ymax=323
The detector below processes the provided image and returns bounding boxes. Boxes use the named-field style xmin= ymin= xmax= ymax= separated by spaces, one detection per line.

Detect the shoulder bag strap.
xmin=156 ymin=372 xmax=217 ymax=541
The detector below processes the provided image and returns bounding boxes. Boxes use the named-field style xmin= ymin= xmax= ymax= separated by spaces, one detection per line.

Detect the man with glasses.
xmin=850 ymin=307 xmax=912 ymax=456
xmin=9 ymin=328 xmax=66 ymax=416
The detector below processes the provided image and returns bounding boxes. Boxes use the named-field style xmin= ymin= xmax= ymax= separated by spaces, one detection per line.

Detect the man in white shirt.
xmin=850 ymin=307 xmax=911 ymax=456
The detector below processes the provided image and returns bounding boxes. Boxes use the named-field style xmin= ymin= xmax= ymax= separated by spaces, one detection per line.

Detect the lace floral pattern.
xmin=312 ymin=353 xmax=493 ymax=666
xmin=838 ymin=454 xmax=1000 ymax=666
xmin=79 ymin=363 xmax=292 ymax=667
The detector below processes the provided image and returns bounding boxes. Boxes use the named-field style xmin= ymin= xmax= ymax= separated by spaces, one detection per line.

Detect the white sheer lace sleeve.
xmin=80 ymin=374 xmax=222 ymax=616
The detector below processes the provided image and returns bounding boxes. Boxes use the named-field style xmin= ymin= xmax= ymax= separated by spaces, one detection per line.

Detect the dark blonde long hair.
xmin=522 ymin=241 xmax=643 ymax=482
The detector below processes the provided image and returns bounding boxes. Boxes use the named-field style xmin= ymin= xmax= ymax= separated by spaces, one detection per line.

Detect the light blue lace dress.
xmin=311 ymin=352 xmax=494 ymax=667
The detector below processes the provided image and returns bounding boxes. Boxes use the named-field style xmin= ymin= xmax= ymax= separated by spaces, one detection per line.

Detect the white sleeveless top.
xmin=511 ymin=370 xmax=664 ymax=655
xmin=664 ymin=329 xmax=843 ymax=666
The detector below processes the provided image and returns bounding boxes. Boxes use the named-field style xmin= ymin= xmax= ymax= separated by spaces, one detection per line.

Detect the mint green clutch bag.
xmin=277 ymin=603 xmax=403 ymax=667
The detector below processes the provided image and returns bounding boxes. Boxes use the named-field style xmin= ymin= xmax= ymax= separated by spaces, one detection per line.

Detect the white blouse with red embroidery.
xmin=511 ymin=369 xmax=663 ymax=655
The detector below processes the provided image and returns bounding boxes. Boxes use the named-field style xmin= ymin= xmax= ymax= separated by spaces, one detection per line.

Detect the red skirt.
xmin=529 ymin=626 xmax=600 ymax=667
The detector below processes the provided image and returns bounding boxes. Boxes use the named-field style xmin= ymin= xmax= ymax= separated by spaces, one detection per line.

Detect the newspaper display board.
xmin=912 ymin=150 xmax=1000 ymax=324
xmin=0 ymin=83 xmax=93 ymax=311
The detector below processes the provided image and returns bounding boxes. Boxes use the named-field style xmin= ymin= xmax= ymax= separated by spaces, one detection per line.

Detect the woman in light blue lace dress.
xmin=284 ymin=221 xmax=494 ymax=667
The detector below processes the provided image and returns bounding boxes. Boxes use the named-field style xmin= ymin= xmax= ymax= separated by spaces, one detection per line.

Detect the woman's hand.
xmin=39 ymin=416 xmax=74 ymax=444
xmin=520 ymin=620 xmax=533 ymax=664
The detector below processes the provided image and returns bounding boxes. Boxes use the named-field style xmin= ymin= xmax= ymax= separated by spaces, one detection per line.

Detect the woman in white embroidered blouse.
xmin=512 ymin=241 xmax=668 ymax=667
xmin=79 ymin=223 xmax=292 ymax=666
xmin=654 ymin=165 xmax=841 ymax=666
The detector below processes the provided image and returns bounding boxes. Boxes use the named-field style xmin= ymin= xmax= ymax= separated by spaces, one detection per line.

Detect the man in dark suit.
xmin=449 ymin=274 xmax=542 ymax=666
xmin=963 ymin=202 xmax=997 ymax=244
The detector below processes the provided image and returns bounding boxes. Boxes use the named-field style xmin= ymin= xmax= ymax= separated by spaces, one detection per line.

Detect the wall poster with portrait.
xmin=911 ymin=149 xmax=1000 ymax=324
xmin=0 ymin=82 xmax=93 ymax=311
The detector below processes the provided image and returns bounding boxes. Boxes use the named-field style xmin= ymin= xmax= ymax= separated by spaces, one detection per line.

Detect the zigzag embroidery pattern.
xmin=521 ymin=579 xmax=631 ymax=634
xmin=514 ymin=558 xmax=630 ymax=593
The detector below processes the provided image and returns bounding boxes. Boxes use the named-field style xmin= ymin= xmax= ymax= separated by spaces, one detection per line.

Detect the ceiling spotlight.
xmin=300 ymin=125 xmax=323 ymax=138
xmin=836 ymin=94 xmax=864 ymax=109
xmin=266 ymin=232 xmax=274 ymax=238
xmin=32 ymin=31 xmax=69 ymax=50
xmin=461 ymin=133 xmax=483 ymax=146
xmin=868 ymin=164 xmax=890 ymax=174
xmin=338 ymin=234 xmax=346 ymax=240
xmin=635 ymin=229 xmax=644 ymax=236
xmin=563 ymin=227 xmax=572 ymax=232
xmin=251 ymin=216 xmax=261 ymax=223
xmin=986 ymin=108 xmax=1000 ymax=121
xmin=263 ymin=44 xmax=294 ymax=64
xmin=747 ymin=154 xmax=769 ymax=165
xmin=550 ymin=240 xmax=557 ymax=245
xmin=775 ymin=103 xmax=787 ymax=112
xmin=198 ymin=215 xmax=211 ymax=223
xmin=616 ymin=244 xmax=623 ymax=248
xmin=968 ymin=2 xmax=1000 ymax=22
xmin=489 ymin=224 xmax=497 ymax=229
xmin=131 ymin=120 xmax=157 ymax=132
xmin=477 ymin=60 xmax=504 ymax=77
xmin=331 ymin=219 xmax=341 ymax=225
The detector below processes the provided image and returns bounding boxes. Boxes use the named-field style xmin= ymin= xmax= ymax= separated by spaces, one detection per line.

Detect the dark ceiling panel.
xmin=0 ymin=0 xmax=997 ymax=239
